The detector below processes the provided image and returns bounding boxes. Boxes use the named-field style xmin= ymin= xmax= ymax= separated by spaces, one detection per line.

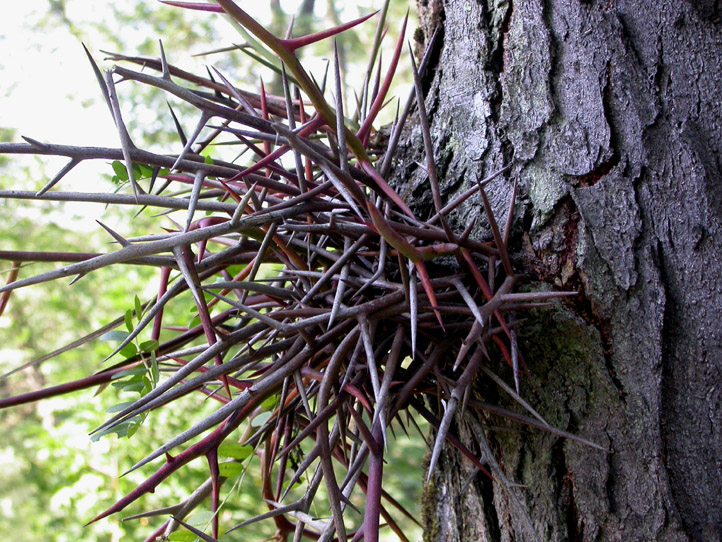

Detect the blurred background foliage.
xmin=0 ymin=1 xmax=423 ymax=541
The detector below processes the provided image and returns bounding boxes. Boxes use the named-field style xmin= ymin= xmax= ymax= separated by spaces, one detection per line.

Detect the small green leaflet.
xmin=187 ymin=511 xmax=215 ymax=527
xmin=120 ymin=343 xmax=138 ymax=359
xmin=168 ymin=530 xmax=197 ymax=542
xmin=217 ymin=443 xmax=253 ymax=461
xmin=111 ymin=160 xmax=129 ymax=181
xmin=110 ymin=161 xmax=169 ymax=182
xmin=261 ymin=395 xmax=278 ymax=410
xmin=115 ymin=381 xmax=145 ymax=393
xmin=140 ymin=340 xmax=159 ymax=352
xmin=125 ymin=309 xmax=134 ymax=333
xmin=251 ymin=411 xmax=272 ymax=427
xmin=100 ymin=330 xmax=130 ymax=342
xmin=134 ymin=295 xmax=143 ymax=322
xmin=150 ymin=351 xmax=159 ymax=385
xmin=218 ymin=462 xmax=244 ymax=478
xmin=105 ymin=401 xmax=135 ymax=413
xmin=111 ymin=367 xmax=146 ymax=380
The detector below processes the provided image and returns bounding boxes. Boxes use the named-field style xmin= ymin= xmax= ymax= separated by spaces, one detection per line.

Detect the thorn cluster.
xmin=0 ymin=2 xmax=589 ymax=541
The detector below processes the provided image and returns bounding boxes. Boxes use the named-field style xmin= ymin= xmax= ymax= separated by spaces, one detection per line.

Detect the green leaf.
xmin=111 ymin=160 xmax=128 ymax=181
xmin=111 ymin=367 xmax=146 ymax=380
xmin=225 ymin=265 xmax=247 ymax=277
xmin=137 ymin=163 xmax=154 ymax=178
xmin=106 ymin=401 xmax=136 ymax=413
xmin=188 ymin=314 xmax=201 ymax=329
xmin=217 ymin=443 xmax=253 ymax=461
xmin=134 ymin=295 xmax=143 ymax=322
xmin=204 ymin=154 xmax=214 ymax=165
xmin=132 ymin=163 xmax=143 ymax=180
xmin=187 ymin=511 xmax=214 ymax=527
xmin=124 ymin=309 xmax=134 ymax=333
xmin=251 ymin=411 xmax=272 ymax=427
xmin=119 ymin=381 xmax=146 ymax=393
xmin=126 ymin=423 xmax=140 ymax=438
xmin=100 ymin=330 xmax=130 ymax=342
xmin=119 ymin=342 xmax=138 ymax=359
xmin=150 ymin=351 xmax=159 ymax=385
xmin=168 ymin=531 xmax=197 ymax=542
xmin=91 ymin=421 xmax=132 ymax=441
xmin=261 ymin=395 xmax=278 ymax=410
xmin=218 ymin=462 xmax=244 ymax=478
xmin=140 ymin=340 xmax=159 ymax=352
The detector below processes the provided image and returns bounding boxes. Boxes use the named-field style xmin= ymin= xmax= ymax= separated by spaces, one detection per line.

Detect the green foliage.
xmin=1 ymin=2 xmax=428 ymax=541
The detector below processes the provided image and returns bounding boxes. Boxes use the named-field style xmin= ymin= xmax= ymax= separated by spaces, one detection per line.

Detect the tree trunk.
xmin=401 ymin=1 xmax=722 ymax=540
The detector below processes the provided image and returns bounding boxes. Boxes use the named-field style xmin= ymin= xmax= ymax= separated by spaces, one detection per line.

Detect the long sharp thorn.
xmin=240 ymin=222 xmax=278 ymax=304
xmin=211 ymin=67 xmax=259 ymax=116
xmin=379 ymin=26 xmax=440 ymax=177
xmin=511 ymin=329 xmax=521 ymax=394
xmin=451 ymin=278 xmax=483 ymax=326
xmin=357 ymin=11 xmax=408 ymax=142
xmin=504 ymin=177 xmax=518 ymax=245
xmin=414 ymin=260 xmax=444 ymax=329
xmin=230 ymin=181 xmax=257 ymax=226
xmin=281 ymin=11 xmax=378 ymax=52
xmin=478 ymin=182 xmax=514 ymax=277
xmin=427 ymin=347 xmax=484 ymax=482
xmin=226 ymin=502 xmax=301 ymax=532
xmin=329 ymin=237 xmax=352 ymax=328
xmin=358 ymin=316 xmax=380 ymax=403
xmin=158 ymin=40 xmax=171 ymax=80
xmin=409 ymin=43 xmax=455 ymax=242
xmin=428 ymin=163 xmax=513 ymax=225
xmin=409 ymin=261 xmax=417 ymax=358
xmin=426 ymin=396 xmax=457 ymax=483
xmin=166 ymin=101 xmax=188 ymax=145
xmin=334 ymin=40 xmax=349 ymax=173
xmin=281 ymin=63 xmax=307 ymax=193
xmin=454 ymin=321 xmax=480 ymax=371
xmin=185 ymin=170 xmax=206 ymax=232
xmin=480 ymin=365 xmax=550 ymax=428
xmin=82 ymin=43 xmax=112 ymax=116
xmin=21 ymin=136 xmax=48 ymax=149
xmin=360 ymin=0 xmax=390 ymax=118
xmin=171 ymin=111 xmax=212 ymax=172
xmin=104 ymin=70 xmax=142 ymax=201
xmin=96 ymin=220 xmax=130 ymax=247
xmin=36 ymin=158 xmax=80 ymax=196
xmin=372 ymin=325 xmax=404 ymax=432
xmin=170 ymin=516 xmax=219 ymax=542
xmin=148 ymin=165 xmax=161 ymax=195
xmin=293 ymin=370 xmax=313 ymax=420
xmin=68 ymin=273 xmax=86 ymax=285
xmin=0 ymin=222 xmax=250 ymax=295
xmin=172 ymin=247 xmax=210 ymax=329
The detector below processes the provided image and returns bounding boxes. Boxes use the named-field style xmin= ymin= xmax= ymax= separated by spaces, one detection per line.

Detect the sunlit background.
xmin=0 ymin=2 xmax=424 ymax=541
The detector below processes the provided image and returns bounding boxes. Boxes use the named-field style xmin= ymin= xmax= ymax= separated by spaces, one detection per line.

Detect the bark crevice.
xmin=407 ymin=0 xmax=721 ymax=540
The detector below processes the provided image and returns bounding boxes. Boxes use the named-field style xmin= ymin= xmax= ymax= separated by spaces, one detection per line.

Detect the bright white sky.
xmin=0 ymin=0 xmax=411 ymax=238
xmin=0 ymin=1 xmax=303 ymax=145
xmin=0 ymin=1 xmax=403 ymax=226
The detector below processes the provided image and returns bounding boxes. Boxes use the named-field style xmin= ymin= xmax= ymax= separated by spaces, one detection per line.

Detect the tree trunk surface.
xmin=398 ymin=1 xmax=722 ymax=540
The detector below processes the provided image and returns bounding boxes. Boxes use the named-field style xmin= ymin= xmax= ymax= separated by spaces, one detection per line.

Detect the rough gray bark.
xmin=398 ymin=0 xmax=722 ymax=540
